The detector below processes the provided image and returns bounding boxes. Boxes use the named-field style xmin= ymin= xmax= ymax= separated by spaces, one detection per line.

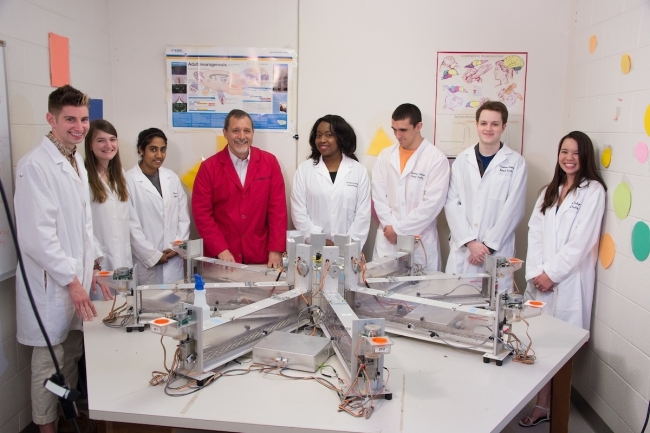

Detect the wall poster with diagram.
xmin=434 ymin=52 xmax=527 ymax=156
xmin=166 ymin=46 xmax=296 ymax=132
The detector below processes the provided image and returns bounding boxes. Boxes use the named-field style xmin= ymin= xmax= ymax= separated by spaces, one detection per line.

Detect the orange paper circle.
xmin=529 ymin=301 xmax=544 ymax=307
xmin=589 ymin=35 xmax=598 ymax=54
xmin=371 ymin=337 xmax=388 ymax=344
xmin=599 ymin=233 xmax=615 ymax=268
xmin=621 ymin=54 xmax=631 ymax=74
xmin=97 ymin=270 xmax=111 ymax=276
xmin=153 ymin=318 xmax=170 ymax=325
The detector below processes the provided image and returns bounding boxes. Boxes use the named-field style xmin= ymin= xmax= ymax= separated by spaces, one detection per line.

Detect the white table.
xmin=84 ymin=300 xmax=587 ymax=433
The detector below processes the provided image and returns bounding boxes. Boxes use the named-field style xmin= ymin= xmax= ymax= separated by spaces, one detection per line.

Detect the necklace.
xmin=98 ymin=166 xmax=109 ymax=182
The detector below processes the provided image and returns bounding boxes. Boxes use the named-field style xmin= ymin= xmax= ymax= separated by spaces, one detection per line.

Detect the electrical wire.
xmin=508 ymin=319 xmax=536 ymax=364
xmin=414 ymin=236 xmax=428 ymax=270
xmin=0 ymin=178 xmax=82 ymax=432
xmin=441 ymin=284 xmax=483 ymax=297
xmin=641 ymin=398 xmax=650 ymax=433
xmin=432 ymin=331 xmax=492 ymax=350
xmin=102 ymin=295 xmax=131 ymax=328
xmin=352 ymin=252 xmax=370 ymax=288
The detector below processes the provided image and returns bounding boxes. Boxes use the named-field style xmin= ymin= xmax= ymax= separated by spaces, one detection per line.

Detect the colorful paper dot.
xmin=601 ymin=146 xmax=612 ymax=168
xmin=589 ymin=35 xmax=598 ymax=54
xmin=620 ymin=54 xmax=631 ymax=74
xmin=632 ymin=221 xmax=650 ymax=261
xmin=599 ymin=233 xmax=615 ymax=268
xmin=635 ymin=142 xmax=648 ymax=164
xmin=613 ymin=182 xmax=631 ymax=220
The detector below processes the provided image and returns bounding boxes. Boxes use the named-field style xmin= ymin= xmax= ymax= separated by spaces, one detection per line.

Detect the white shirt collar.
xmin=228 ymin=146 xmax=250 ymax=165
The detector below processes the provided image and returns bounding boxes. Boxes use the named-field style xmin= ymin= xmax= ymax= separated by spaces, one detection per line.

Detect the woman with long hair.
xmin=125 ymin=128 xmax=190 ymax=284
xmin=84 ymin=120 xmax=129 ymax=300
xmin=85 ymin=120 xmax=164 ymax=298
xmin=290 ymin=115 xmax=371 ymax=248
xmin=519 ymin=131 xmax=606 ymax=427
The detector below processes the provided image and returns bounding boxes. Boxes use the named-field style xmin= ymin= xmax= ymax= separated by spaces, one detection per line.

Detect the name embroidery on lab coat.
xmin=346 ymin=182 xmax=358 ymax=188
xmin=410 ymin=172 xmax=426 ymax=180
xmin=569 ymin=201 xmax=581 ymax=211
xmin=499 ymin=165 xmax=515 ymax=173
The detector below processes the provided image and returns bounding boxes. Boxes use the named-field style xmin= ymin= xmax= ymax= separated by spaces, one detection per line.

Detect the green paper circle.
xmin=613 ymin=182 xmax=631 ymax=219
xmin=632 ymin=221 xmax=650 ymax=261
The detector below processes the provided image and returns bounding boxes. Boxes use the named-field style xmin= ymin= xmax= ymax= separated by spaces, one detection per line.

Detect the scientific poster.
xmin=434 ymin=52 xmax=527 ymax=156
xmin=166 ymin=46 xmax=296 ymax=132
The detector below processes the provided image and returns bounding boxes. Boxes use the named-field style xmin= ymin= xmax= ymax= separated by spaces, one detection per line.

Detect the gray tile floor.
xmin=502 ymin=400 xmax=596 ymax=433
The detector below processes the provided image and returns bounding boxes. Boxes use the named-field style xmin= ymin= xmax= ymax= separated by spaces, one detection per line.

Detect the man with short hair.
xmin=15 ymin=85 xmax=105 ymax=433
xmin=445 ymin=101 xmax=527 ymax=286
xmin=372 ymin=103 xmax=450 ymax=271
xmin=192 ymin=109 xmax=287 ymax=266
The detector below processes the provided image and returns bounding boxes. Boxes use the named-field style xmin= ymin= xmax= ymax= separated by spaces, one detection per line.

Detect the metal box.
xmin=252 ymin=331 xmax=331 ymax=373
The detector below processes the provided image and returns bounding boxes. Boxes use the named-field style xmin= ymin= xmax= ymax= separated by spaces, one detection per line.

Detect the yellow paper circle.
xmin=621 ymin=54 xmax=631 ymax=74
xmin=599 ymin=233 xmax=615 ymax=268
xmin=644 ymin=105 xmax=650 ymax=136
xmin=601 ymin=146 xmax=612 ymax=168
xmin=589 ymin=35 xmax=597 ymax=54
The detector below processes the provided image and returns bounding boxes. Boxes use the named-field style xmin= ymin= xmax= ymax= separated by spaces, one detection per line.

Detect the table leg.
xmin=550 ymin=358 xmax=573 ymax=433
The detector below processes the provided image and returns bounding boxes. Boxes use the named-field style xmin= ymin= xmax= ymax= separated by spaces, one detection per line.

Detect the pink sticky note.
xmin=49 ymin=33 xmax=70 ymax=87
xmin=635 ymin=142 xmax=648 ymax=164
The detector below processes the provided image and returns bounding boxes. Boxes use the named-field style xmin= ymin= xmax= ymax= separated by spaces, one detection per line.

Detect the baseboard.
xmin=571 ymin=386 xmax=615 ymax=433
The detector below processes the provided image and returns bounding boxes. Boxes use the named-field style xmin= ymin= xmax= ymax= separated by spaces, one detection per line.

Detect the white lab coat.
xmin=126 ymin=165 xmax=190 ymax=284
xmin=291 ymin=154 xmax=371 ymax=248
xmin=14 ymin=137 xmax=101 ymax=346
xmin=445 ymin=144 xmax=527 ymax=289
xmin=89 ymin=175 xmax=162 ymax=298
xmin=524 ymin=180 xmax=605 ymax=330
xmin=372 ymin=139 xmax=450 ymax=271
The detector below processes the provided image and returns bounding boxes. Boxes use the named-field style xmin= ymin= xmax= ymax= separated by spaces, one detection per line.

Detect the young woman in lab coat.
xmin=84 ymin=120 xmax=163 ymax=297
xmin=291 ymin=115 xmax=371 ymax=248
xmin=126 ymin=128 xmax=190 ymax=284
xmin=519 ymin=131 xmax=606 ymax=427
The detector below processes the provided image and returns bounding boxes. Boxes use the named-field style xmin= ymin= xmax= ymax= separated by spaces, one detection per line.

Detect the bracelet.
xmin=93 ymin=261 xmax=101 ymax=271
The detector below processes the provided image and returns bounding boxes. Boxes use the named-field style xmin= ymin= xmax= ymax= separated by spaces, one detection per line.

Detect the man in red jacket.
xmin=192 ymin=109 xmax=287 ymax=267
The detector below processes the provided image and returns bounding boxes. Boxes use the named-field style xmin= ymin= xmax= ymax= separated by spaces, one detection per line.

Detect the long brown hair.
xmin=84 ymin=120 xmax=129 ymax=203
xmin=540 ymin=131 xmax=607 ymax=214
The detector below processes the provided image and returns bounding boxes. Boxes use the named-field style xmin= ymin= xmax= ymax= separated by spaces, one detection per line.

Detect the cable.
xmin=433 ymin=331 xmax=492 ymax=350
xmin=414 ymin=236 xmax=428 ymax=270
xmin=0 ymin=178 xmax=81 ymax=430
xmin=641 ymin=398 xmax=650 ymax=433
xmin=441 ymin=284 xmax=483 ymax=297
xmin=102 ymin=296 xmax=132 ymax=328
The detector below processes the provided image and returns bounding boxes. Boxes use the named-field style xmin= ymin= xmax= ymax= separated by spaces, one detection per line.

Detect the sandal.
xmin=518 ymin=405 xmax=550 ymax=427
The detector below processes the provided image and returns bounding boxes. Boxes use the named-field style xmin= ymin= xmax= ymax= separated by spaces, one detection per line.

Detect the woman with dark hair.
xmin=126 ymin=128 xmax=190 ymax=284
xmin=85 ymin=120 xmax=167 ymax=296
xmin=519 ymin=131 xmax=606 ymax=427
xmin=291 ymin=115 xmax=371 ymax=247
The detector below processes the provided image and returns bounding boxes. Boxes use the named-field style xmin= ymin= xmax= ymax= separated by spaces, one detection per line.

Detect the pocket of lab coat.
xmin=554 ymin=274 xmax=580 ymax=314
xmin=488 ymin=173 xmax=511 ymax=201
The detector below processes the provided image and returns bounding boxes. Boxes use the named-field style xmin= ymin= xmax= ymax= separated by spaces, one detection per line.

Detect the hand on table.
xmin=68 ymin=277 xmax=97 ymax=321
xmin=268 ymin=251 xmax=282 ymax=268
xmin=92 ymin=269 xmax=114 ymax=301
